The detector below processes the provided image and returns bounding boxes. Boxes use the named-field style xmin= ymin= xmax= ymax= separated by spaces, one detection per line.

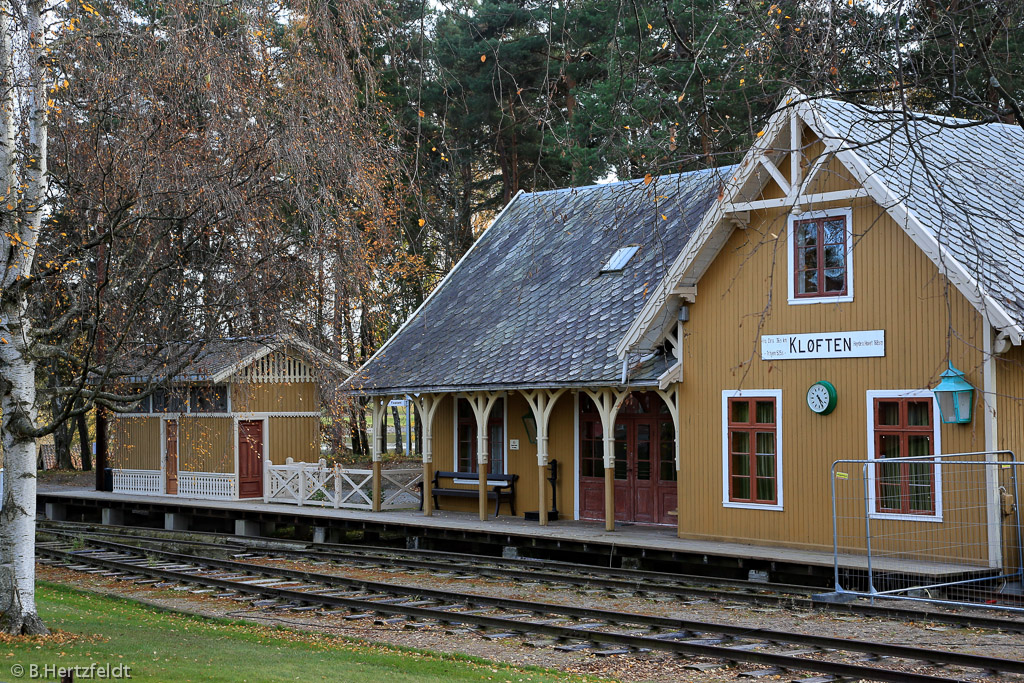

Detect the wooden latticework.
xmin=236 ymin=351 xmax=315 ymax=384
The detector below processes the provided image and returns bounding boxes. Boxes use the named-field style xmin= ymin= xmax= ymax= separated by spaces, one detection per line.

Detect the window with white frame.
xmin=721 ymin=390 xmax=783 ymax=510
xmin=867 ymin=390 xmax=942 ymax=520
xmin=787 ymin=207 xmax=853 ymax=305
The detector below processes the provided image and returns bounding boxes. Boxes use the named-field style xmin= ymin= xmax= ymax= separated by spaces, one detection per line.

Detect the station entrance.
xmin=579 ymin=392 xmax=677 ymax=525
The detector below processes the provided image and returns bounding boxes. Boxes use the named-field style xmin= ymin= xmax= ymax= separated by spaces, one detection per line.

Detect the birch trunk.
xmin=0 ymin=0 xmax=50 ymax=635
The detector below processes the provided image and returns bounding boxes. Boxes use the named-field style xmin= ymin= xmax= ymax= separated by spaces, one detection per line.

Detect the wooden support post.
xmin=370 ymin=397 xmax=389 ymax=513
xmin=413 ymin=393 xmax=446 ymax=517
xmin=523 ymin=389 xmax=566 ymax=526
xmin=372 ymin=460 xmax=382 ymax=512
xmin=478 ymin=467 xmax=487 ymax=521
xmin=538 ymin=465 xmax=547 ymax=525
xmin=464 ymin=391 xmax=502 ymax=522
xmin=584 ymin=388 xmax=628 ymax=533
xmin=655 ymin=386 xmax=682 ymax=538
xmin=604 ymin=466 xmax=615 ymax=532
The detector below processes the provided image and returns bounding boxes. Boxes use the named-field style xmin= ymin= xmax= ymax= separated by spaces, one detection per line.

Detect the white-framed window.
xmin=866 ymin=390 xmax=943 ymax=522
xmin=454 ymin=397 xmax=507 ymax=475
xmin=787 ymin=207 xmax=853 ymax=305
xmin=721 ymin=389 xmax=783 ymax=511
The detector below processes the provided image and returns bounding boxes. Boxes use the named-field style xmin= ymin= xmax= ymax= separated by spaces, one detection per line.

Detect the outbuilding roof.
xmin=348 ymin=168 xmax=730 ymax=395
xmin=115 ymin=335 xmax=351 ymax=384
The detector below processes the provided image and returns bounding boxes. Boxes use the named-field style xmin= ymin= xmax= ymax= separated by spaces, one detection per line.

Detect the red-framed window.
xmin=456 ymin=398 xmax=504 ymax=474
xmin=794 ymin=215 xmax=847 ymax=298
xmin=727 ymin=397 xmax=777 ymax=504
xmin=874 ymin=398 xmax=935 ymax=514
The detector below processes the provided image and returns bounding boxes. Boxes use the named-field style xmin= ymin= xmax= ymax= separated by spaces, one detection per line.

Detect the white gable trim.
xmin=616 ymin=88 xmax=803 ymax=357
xmin=618 ymin=91 xmax=1024 ymax=358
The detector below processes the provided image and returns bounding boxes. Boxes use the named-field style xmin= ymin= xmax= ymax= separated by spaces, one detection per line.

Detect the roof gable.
xmin=619 ymin=90 xmax=1024 ymax=356
xmin=347 ymin=169 xmax=730 ymax=394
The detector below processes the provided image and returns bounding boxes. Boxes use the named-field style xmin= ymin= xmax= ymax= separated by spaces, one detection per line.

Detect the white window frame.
xmin=721 ymin=389 xmax=783 ymax=511
xmin=787 ymin=206 xmax=854 ymax=305
xmin=865 ymin=389 xmax=943 ymax=522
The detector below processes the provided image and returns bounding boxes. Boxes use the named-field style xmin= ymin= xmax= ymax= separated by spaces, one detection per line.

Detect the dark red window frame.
xmin=727 ymin=397 xmax=778 ymax=505
xmin=456 ymin=398 xmax=504 ymax=474
xmin=873 ymin=398 xmax=936 ymax=515
xmin=793 ymin=215 xmax=848 ymax=298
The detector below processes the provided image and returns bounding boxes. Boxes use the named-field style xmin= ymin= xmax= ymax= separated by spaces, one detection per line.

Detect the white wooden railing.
xmin=263 ymin=459 xmax=422 ymax=510
xmin=178 ymin=472 xmax=235 ymax=500
xmin=112 ymin=469 xmax=162 ymax=495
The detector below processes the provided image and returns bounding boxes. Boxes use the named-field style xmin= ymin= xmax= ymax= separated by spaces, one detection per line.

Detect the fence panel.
xmin=263 ymin=460 xmax=420 ymax=510
xmin=830 ymin=451 xmax=1023 ymax=611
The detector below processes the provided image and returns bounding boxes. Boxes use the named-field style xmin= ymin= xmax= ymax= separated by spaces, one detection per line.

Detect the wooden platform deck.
xmin=37 ymin=484 xmax=993 ymax=581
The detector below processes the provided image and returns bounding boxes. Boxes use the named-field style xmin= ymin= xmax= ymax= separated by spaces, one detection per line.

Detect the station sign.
xmin=760 ymin=330 xmax=885 ymax=360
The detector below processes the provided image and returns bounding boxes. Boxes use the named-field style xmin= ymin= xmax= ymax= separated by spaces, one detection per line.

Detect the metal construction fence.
xmin=830 ymin=451 xmax=1023 ymax=611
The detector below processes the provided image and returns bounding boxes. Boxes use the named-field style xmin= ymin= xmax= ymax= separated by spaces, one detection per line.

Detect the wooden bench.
xmin=420 ymin=471 xmax=519 ymax=516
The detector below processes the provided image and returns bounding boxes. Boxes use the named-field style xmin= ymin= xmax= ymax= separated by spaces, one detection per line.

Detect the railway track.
xmin=36 ymin=534 xmax=1024 ymax=683
xmin=37 ymin=520 xmax=1024 ymax=634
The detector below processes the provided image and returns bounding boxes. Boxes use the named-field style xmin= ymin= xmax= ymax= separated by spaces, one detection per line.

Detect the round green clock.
xmin=806 ymin=380 xmax=837 ymax=415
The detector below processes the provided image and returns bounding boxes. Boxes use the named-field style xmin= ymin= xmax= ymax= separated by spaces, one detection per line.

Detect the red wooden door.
xmin=579 ymin=393 xmax=674 ymax=524
xmin=238 ymin=420 xmax=264 ymax=498
xmin=165 ymin=420 xmax=178 ymax=495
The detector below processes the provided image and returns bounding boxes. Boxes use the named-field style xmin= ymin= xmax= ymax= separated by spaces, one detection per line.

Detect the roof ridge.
xmin=523 ymin=165 xmax=733 ymax=197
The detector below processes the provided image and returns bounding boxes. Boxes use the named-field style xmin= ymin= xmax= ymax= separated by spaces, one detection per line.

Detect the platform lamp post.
xmin=933 ymin=363 xmax=975 ymax=424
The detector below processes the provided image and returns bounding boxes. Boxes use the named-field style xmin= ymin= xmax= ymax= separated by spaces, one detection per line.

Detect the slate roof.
xmin=814 ymin=98 xmax=1024 ymax=327
xmin=116 ymin=335 xmax=351 ymax=384
xmin=349 ymin=168 xmax=730 ymax=394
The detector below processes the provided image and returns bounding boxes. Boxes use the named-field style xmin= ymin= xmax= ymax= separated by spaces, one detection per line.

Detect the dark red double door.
xmin=579 ymin=393 xmax=677 ymax=525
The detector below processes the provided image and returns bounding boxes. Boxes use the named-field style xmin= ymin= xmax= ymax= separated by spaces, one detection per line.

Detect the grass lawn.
xmin=4 ymin=582 xmax=609 ymax=683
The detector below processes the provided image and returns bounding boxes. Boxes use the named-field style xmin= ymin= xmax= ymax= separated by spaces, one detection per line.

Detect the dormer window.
xmin=601 ymin=244 xmax=640 ymax=273
xmin=787 ymin=208 xmax=853 ymax=304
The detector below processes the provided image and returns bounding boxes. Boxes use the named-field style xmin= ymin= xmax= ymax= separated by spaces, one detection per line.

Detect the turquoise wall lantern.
xmin=933 ymin=363 xmax=975 ymax=424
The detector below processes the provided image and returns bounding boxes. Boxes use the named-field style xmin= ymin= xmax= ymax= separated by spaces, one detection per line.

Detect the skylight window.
xmin=600 ymin=245 xmax=640 ymax=273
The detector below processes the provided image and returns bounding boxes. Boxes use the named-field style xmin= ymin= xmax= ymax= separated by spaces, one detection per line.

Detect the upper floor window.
xmin=787 ymin=208 xmax=853 ymax=305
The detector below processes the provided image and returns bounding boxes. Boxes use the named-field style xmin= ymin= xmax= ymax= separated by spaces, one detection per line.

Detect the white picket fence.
xmin=179 ymin=472 xmax=235 ymax=499
xmin=264 ymin=459 xmax=422 ymax=510
xmin=112 ymin=468 xmax=234 ymax=499
xmin=112 ymin=469 xmax=162 ymax=495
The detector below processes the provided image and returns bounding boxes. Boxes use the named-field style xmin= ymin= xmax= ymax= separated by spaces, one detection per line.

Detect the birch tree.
xmin=0 ymin=0 xmax=55 ymax=635
xmin=1 ymin=0 xmax=400 ymax=634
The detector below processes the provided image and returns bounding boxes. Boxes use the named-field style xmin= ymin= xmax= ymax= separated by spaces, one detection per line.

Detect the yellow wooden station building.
xmin=347 ymin=90 xmax=1024 ymax=578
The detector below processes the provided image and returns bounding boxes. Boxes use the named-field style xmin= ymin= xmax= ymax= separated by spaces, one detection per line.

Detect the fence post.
xmin=862 ymin=462 xmax=875 ymax=594
xmin=298 ymin=464 xmax=306 ymax=507
xmin=334 ymin=464 xmax=341 ymax=509
xmin=263 ymin=459 xmax=270 ymax=503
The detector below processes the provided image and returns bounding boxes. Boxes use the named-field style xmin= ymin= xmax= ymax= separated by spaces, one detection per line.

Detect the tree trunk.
xmin=76 ymin=405 xmax=92 ymax=471
xmin=391 ymin=405 xmax=403 ymax=455
xmin=0 ymin=0 xmax=51 ymax=634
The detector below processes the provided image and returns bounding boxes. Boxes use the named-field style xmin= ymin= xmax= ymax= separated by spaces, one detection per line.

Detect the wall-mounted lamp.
xmin=933 ymin=363 xmax=975 ymax=424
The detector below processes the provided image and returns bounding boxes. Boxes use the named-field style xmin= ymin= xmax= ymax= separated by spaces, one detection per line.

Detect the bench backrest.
xmin=433 ymin=471 xmax=518 ymax=483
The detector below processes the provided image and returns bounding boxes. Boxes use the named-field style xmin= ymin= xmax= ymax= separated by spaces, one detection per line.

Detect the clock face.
xmin=806 ymin=381 xmax=837 ymax=415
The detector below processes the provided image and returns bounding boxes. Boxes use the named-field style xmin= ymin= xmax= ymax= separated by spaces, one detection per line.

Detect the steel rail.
xmin=38 ymin=522 xmax=1024 ymax=634
xmin=38 ymin=520 xmax=813 ymax=594
xmin=37 ymin=538 xmax=1024 ymax=683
